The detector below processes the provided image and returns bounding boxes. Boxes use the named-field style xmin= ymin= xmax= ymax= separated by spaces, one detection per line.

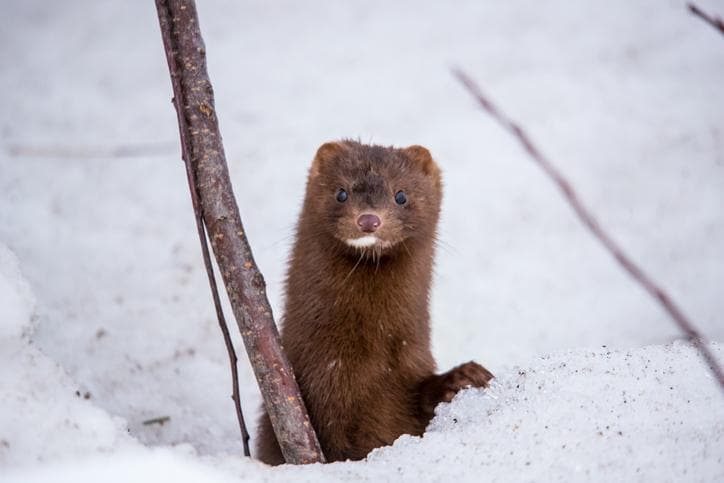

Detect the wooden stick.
xmin=688 ymin=3 xmax=724 ymax=36
xmin=453 ymin=68 xmax=724 ymax=392
xmin=180 ymin=119 xmax=251 ymax=456
xmin=6 ymin=142 xmax=175 ymax=159
xmin=155 ymin=0 xmax=325 ymax=463
xmin=155 ymin=0 xmax=249 ymax=458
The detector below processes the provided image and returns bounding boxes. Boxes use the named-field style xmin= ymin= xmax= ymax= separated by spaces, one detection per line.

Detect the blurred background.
xmin=1 ymin=0 xmax=722 ymax=459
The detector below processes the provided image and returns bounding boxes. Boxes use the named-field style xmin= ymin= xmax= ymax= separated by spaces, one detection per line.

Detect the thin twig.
xmin=143 ymin=416 xmax=171 ymax=426
xmin=180 ymin=119 xmax=251 ymax=456
xmin=155 ymin=0 xmax=325 ymax=463
xmin=453 ymin=68 xmax=724 ymax=392
xmin=156 ymin=1 xmax=249 ymax=457
xmin=688 ymin=3 xmax=724 ymax=36
xmin=6 ymin=142 xmax=176 ymax=159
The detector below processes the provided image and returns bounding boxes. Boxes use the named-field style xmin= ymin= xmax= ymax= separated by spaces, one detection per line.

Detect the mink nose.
xmin=357 ymin=214 xmax=381 ymax=233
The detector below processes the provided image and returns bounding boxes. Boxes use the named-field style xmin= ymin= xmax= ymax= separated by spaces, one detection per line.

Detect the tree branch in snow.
xmin=5 ymin=142 xmax=176 ymax=159
xmin=142 ymin=416 xmax=171 ymax=426
xmin=688 ymin=3 xmax=724 ymax=36
xmin=452 ymin=68 xmax=724 ymax=393
xmin=155 ymin=0 xmax=325 ymax=463
xmin=183 ymin=157 xmax=252 ymax=458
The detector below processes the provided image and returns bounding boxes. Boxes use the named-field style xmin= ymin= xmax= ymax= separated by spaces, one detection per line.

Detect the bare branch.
xmin=180 ymin=118 xmax=251 ymax=456
xmin=688 ymin=3 xmax=724 ymax=36
xmin=155 ymin=0 xmax=325 ymax=463
xmin=6 ymin=142 xmax=175 ymax=159
xmin=143 ymin=416 xmax=171 ymax=426
xmin=453 ymin=68 xmax=724 ymax=392
xmin=155 ymin=1 xmax=249 ymax=458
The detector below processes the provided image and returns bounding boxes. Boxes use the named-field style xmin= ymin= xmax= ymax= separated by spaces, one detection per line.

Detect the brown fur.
xmin=255 ymin=140 xmax=493 ymax=465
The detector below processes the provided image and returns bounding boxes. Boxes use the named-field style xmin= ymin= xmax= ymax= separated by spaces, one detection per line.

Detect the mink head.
xmin=303 ymin=140 xmax=442 ymax=256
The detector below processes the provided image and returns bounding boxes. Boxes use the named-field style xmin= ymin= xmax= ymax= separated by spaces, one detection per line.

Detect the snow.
xmin=1 ymin=0 xmax=723 ymax=481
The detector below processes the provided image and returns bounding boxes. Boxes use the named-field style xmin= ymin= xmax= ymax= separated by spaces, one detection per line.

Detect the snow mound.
xmin=5 ymin=448 xmax=241 ymax=483
xmin=365 ymin=342 xmax=724 ymax=482
xmin=0 ymin=244 xmax=35 ymax=341
xmin=6 ymin=340 xmax=722 ymax=482
xmin=0 ymin=243 xmax=137 ymax=467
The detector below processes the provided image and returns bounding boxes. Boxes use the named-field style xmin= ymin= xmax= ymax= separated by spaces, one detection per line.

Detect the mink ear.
xmin=311 ymin=141 xmax=346 ymax=177
xmin=404 ymin=145 xmax=439 ymax=178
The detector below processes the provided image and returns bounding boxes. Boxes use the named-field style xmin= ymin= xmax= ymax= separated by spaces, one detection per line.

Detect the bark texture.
xmin=155 ymin=0 xmax=325 ymax=464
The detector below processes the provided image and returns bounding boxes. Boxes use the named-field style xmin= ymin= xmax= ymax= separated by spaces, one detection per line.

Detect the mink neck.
xmin=286 ymin=222 xmax=435 ymax=338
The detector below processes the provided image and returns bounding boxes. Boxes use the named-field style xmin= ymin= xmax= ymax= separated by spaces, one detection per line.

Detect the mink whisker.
xmin=433 ymin=234 xmax=457 ymax=255
xmin=343 ymin=249 xmax=365 ymax=283
xmin=401 ymin=240 xmax=413 ymax=258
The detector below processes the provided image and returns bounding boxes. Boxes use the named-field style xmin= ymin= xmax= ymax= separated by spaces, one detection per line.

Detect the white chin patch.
xmin=346 ymin=236 xmax=378 ymax=248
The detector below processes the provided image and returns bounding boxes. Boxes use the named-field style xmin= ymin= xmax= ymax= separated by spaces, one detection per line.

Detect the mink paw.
xmin=439 ymin=361 xmax=494 ymax=402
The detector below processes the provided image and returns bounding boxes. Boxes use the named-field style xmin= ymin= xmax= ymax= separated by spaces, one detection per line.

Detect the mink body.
xmin=256 ymin=141 xmax=492 ymax=464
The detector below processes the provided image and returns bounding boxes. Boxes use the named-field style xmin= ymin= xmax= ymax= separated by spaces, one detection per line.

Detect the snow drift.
xmin=1 ymin=0 xmax=723 ymax=481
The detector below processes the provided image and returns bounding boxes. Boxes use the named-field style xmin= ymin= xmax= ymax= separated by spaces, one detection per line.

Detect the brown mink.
xmin=255 ymin=140 xmax=493 ymax=464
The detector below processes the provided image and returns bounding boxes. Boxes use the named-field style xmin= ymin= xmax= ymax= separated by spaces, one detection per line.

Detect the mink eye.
xmin=394 ymin=190 xmax=407 ymax=205
xmin=336 ymin=189 xmax=348 ymax=203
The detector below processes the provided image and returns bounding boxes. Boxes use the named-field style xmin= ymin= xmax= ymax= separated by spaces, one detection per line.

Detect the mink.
xmin=255 ymin=140 xmax=493 ymax=464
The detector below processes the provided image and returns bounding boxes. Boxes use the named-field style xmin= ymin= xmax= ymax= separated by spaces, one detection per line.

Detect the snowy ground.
xmin=1 ymin=0 xmax=723 ymax=481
